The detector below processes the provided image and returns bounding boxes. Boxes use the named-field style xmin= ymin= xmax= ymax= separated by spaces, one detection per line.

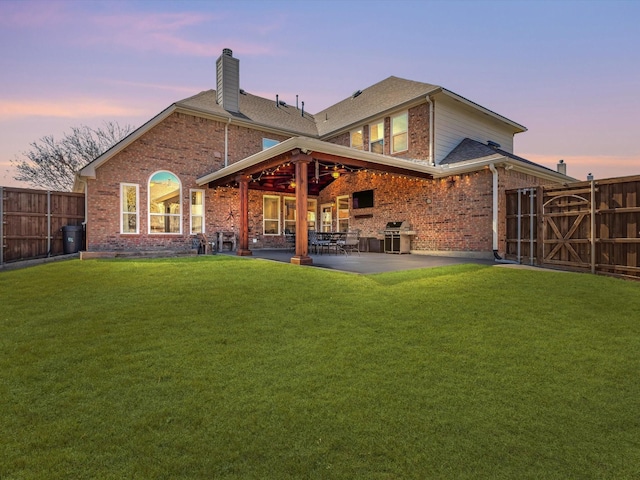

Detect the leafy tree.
xmin=11 ymin=122 xmax=134 ymax=191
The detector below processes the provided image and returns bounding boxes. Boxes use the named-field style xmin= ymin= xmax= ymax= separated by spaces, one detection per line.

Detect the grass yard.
xmin=1 ymin=256 xmax=640 ymax=479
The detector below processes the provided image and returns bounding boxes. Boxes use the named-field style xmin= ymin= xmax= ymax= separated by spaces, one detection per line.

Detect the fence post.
xmin=536 ymin=186 xmax=544 ymax=266
xmin=590 ymin=180 xmax=596 ymax=274
xmin=530 ymin=187 xmax=535 ymax=266
xmin=517 ymin=189 xmax=522 ymax=263
xmin=47 ymin=190 xmax=51 ymax=257
xmin=0 ymin=186 xmax=3 ymax=266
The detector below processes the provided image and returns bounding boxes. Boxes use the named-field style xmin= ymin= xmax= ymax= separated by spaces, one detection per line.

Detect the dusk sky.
xmin=1 ymin=0 xmax=639 ymax=188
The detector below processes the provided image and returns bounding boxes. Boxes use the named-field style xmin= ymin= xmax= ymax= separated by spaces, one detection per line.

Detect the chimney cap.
xmin=222 ymin=48 xmax=233 ymax=57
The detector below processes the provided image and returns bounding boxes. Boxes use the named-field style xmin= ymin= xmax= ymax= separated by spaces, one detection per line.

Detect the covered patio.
xmin=197 ymin=137 xmax=436 ymax=266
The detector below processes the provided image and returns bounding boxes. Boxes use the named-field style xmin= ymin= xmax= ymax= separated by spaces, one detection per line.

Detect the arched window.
xmin=149 ymin=171 xmax=181 ymax=234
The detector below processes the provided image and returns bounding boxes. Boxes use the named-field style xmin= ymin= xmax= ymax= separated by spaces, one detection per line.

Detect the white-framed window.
xmin=370 ymin=120 xmax=384 ymax=154
xmin=337 ymin=195 xmax=349 ymax=232
xmin=120 ymin=183 xmax=139 ymax=234
xmin=263 ymin=195 xmax=280 ymax=235
xmin=148 ymin=171 xmax=181 ymax=234
xmin=307 ymin=199 xmax=317 ymax=231
xmin=262 ymin=138 xmax=279 ymax=150
xmin=392 ymin=112 xmax=408 ymax=153
xmin=350 ymin=128 xmax=364 ymax=150
xmin=321 ymin=203 xmax=332 ymax=232
xmin=190 ymin=189 xmax=205 ymax=234
xmin=284 ymin=197 xmax=296 ymax=234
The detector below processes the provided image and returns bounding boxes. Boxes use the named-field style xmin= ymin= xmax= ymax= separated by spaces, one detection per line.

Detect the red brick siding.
xmin=86 ymin=112 xmax=290 ymax=251
xmin=86 ymin=107 xmax=558 ymax=257
xmin=317 ymin=169 xmax=494 ymax=253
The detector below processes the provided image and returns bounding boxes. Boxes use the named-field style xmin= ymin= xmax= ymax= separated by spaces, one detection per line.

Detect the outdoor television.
xmin=352 ymin=189 xmax=374 ymax=209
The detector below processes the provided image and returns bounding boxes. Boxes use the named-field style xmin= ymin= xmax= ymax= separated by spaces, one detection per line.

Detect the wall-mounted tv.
xmin=352 ymin=189 xmax=374 ymax=209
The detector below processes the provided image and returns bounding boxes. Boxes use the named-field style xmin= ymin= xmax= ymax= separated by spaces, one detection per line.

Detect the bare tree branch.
xmin=11 ymin=122 xmax=134 ymax=191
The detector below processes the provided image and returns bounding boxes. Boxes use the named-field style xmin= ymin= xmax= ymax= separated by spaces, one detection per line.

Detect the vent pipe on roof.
xmin=216 ymin=48 xmax=240 ymax=113
xmin=276 ymin=94 xmax=279 ymax=108
xmin=296 ymin=95 xmax=299 ymax=110
xmin=301 ymin=101 xmax=304 ymax=117
xmin=557 ymin=159 xmax=567 ymax=175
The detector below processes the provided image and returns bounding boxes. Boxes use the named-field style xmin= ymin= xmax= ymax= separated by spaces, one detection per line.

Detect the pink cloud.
xmin=0 ymin=99 xmax=145 ymax=119
xmin=0 ymin=1 xmax=69 ymax=28
xmin=523 ymin=153 xmax=640 ymax=182
xmin=89 ymin=11 xmax=274 ymax=57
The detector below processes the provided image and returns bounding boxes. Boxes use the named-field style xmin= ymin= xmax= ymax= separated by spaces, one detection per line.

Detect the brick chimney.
xmin=216 ymin=48 xmax=239 ymax=113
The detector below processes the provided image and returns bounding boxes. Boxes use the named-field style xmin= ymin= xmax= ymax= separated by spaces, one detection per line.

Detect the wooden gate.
xmin=506 ymin=176 xmax=640 ymax=280
xmin=540 ymin=183 xmax=595 ymax=273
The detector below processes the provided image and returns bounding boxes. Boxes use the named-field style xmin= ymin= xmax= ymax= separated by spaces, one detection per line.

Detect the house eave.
xmin=436 ymin=155 xmax=575 ymax=182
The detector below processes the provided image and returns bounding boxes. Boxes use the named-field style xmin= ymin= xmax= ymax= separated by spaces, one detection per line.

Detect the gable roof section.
xmin=196 ymin=136 xmax=437 ymax=187
xmin=315 ymin=76 xmax=438 ymax=137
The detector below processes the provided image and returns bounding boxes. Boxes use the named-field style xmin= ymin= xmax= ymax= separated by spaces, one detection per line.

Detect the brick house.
xmin=75 ymin=48 xmax=571 ymax=264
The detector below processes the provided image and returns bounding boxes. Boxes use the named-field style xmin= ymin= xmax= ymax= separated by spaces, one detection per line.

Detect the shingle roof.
xmin=315 ymin=76 xmax=438 ymax=137
xmin=175 ymin=76 xmax=438 ymax=139
xmin=441 ymin=137 xmax=558 ymax=173
xmin=176 ymin=90 xmax=319 ymax=137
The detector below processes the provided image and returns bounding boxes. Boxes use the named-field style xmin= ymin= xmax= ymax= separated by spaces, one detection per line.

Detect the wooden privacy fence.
xmin=0 ymin=187 xmax=85 ymax=265
xmin=505 ymin=175 xmax=640 ymax=280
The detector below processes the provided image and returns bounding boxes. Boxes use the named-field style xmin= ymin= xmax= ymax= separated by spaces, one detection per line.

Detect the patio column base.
xmin=290 ymin=255 xmax=313 ymax=265
xmin=237 ymin=249 xmax=253 ymax=256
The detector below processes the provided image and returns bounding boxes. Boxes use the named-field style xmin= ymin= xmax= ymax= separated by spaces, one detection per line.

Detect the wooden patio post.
xmin=236 ymin=175 xmax=252 ymax=256
xmin=291 ymin=153 xmax=312 ymax=265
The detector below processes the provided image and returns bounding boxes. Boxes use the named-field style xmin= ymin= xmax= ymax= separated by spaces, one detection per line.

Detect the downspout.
xmin=425 ymin=95 xmax=435 ymax=166
xmin=78 ymin=177 xmax=88 ymax=253
xmin=224 ymin=117 xmax=231 ymax=167
xmin=490 ymin=163 xmax=518 ymax=264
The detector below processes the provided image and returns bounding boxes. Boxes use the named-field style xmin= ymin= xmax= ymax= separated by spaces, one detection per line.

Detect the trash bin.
xmin=62 ymin=225 xmax=83 ymax=254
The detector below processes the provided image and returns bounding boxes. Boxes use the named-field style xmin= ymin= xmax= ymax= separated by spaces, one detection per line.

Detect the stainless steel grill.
xmin=383 ymin=221 xmax=414 ymax=254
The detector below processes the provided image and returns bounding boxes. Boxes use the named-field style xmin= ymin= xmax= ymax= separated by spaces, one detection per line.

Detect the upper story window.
xmin=370 ymin=121 xmax=384 ymax=154
xmin=391 ymin=112 xmax=408 ymax=153
xmin=120 ymin=183 xmax=139 ymax=234
xmin=262 ymin=138 xmax=279 ymax=150
xmin=149 ymin=171 xmax=181 ymax=234
xmin=350 ymin=128 xmax=364 ymax=150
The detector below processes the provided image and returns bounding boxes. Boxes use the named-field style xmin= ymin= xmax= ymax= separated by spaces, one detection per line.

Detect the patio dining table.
xmin=313 ymin=231 xmax=346 ymax=255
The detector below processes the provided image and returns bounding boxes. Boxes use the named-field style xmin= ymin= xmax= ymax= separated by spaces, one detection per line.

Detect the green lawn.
xmin=1 ymin=257 xmax=639 ymax=479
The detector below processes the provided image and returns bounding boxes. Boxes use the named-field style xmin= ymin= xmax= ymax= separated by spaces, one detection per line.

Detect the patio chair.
xmin=337 ymin=230 xmax=361 ymax=256
xmin=284 ymin=229 xmax=295 ymax=251
xmin=193 ymin=233 xmax=209 ymax=254
xmin=308 ymin=230 xmax=319 ymax=254
xmin=314 ymin=231 xmax=332 ymax=255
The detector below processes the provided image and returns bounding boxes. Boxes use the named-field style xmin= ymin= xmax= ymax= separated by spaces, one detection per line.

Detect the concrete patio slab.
xmin=221 ymin=249 xmax=496 ymax=274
